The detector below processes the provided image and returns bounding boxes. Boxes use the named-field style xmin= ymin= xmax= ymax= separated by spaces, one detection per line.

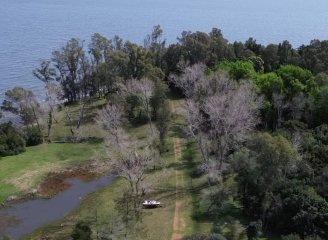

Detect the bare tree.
xmin=203 ymin=80 xmax=261 ymax=169
xmin=64 ymin=99 xmax=86 ymax=141
xmin=43 ymin=83 xmax=62 ymax=139
xmin=33 ymin=61 xmax=62 ymax=140
xmin=96 ymin=103 xmax=124 ymax=147
xmin=303 ymin=94 xmax=315 ymax=124
xmin=183 ymin=99 xmax=210 ymax=162
xmin=123 ymin=78 xmax=155 ymax=132
xmin=96 ymin=103 xmax=157 ymax=197
xmin=96 ymin=103 xmax=159 ymax=239
xmin=107 ymin=133 xmax=155 ymax=196
xmin=169 ymin=63 xmax=206 ymax=99
xmin=290 ymin=93 xmax=305 ymax=120
xmin=177 ymin=65 xmax=262 ymax=180
xmin=273 ymin=92 xmax=288 ymax=129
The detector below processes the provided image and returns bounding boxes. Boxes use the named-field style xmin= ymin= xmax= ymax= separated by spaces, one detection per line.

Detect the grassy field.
xmin=22 ymin=98 xmax=213 ymax=240
xmin=25 ymin=132 xmax=211 ymax=240
xmin=0 ymin=94 xmax=281 ymax=239
xmin=0 ymin=142 xmax=102 ymax=203
xmin=50 ymin=98 xmax=107 ymax=141
xmin=0 ymin=98 xmax=109 ymax=203
xmin=0 ymin=96 xmax=256 ymax=239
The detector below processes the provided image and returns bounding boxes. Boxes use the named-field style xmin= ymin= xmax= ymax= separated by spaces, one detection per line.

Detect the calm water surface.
xmin=0 ymin=176 xmax=115 ymax=239
xmin=1 ymin=0 xmax=328 ymax=99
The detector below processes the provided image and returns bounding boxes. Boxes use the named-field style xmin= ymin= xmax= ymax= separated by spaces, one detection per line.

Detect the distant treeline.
xmin=31 ymin=26 xmax=328 ymax=102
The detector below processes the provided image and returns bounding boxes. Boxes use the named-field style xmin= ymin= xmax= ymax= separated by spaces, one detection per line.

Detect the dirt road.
xmin=172 ymin=137 xmax=186 ymax=240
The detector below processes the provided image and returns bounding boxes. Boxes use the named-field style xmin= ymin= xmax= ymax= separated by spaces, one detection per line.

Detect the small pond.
xmin=0 ymin=175 xmax=115 ymax=239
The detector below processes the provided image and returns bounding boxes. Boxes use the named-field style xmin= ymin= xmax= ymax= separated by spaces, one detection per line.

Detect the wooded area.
xmin=1 ymin=26 xmax=328 ymax=240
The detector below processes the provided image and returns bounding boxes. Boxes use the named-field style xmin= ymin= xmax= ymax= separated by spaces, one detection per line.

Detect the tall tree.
xmin=232 ymin=133 xmax=299 ymax=225
xmin=123 ymin=42 xmax=153 ymax=79
xmin=124 ymin=78 xmax=155 ymax=132
xmin=97 ymin=103 xmax=157 ymax=197
xmin=43 ymin=83 xmax=62 ymax=140
xmin=171 ymin=64 xmax=262 ymax=179
xmin=1 ymin=87 xmax=41 ymax=129
xmin=52 ymin=38 xmax=91 ymax=102
xmin=89 ymin=33 xmax=112 ymax=97
xmin=89 ymin=33 xmax=112 ymax=65
xmin=144 ymin=25 xmax=166 ymax=68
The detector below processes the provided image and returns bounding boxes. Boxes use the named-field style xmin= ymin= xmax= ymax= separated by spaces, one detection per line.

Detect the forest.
xmin=1 ymin=26 xmax=328 ymax=240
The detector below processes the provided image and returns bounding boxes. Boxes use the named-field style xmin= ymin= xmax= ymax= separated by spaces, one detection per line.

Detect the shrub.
xmin=24 ymin=126 xmax=43 ymax=146
xmin=0 ymin=122 xmax=25 ymax=157
xmin=71 ymin=221 xmax=92 ymax=240
xmin=215 ymin=60 xmax=257 ymax=80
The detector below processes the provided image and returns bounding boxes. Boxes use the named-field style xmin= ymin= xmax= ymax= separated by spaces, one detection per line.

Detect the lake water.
xmin=1 ymin=0 xmax=328 ymax=100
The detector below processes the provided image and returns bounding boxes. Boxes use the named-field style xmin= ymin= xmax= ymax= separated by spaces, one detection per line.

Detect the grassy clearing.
xmin=25 ymin=136 xmax=211 ymax=240
xmin=0 ymin=98 xmax=109 ymax=203
xmin=50 ymin=98 xmax=107 ymax=141
xmin=25 ymin=99 xmax=212 ymax=239
xmin=25 ymin=138 xmax=177 ymax=240
xmin=0 ymin=142 xmax=102 ymax=203
xmin=1 ymin=95 xmax=281 ymax=239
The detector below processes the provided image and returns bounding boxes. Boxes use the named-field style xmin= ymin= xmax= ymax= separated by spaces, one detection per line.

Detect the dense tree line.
xmin=30 ymin=26 xmax=328 ymax=105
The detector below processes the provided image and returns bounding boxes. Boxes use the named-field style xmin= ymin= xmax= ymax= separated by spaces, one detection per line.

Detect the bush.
xmin=24 ymin=126 xmax=43 ymax=146
xmin=71 ymin=221 xmax=92 ymax=240
xmin=0 ymin=122 xmax=25 ymax=157
xmin=215 ymin=60 xmax=257 ymax=80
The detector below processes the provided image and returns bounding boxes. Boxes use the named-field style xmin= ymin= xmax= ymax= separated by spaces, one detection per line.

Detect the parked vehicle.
xmin=142 ymin=200 xmax=161 ymax=208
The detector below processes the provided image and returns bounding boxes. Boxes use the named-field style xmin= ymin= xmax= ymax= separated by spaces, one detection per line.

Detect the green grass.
xmin=0 ymin=94 xmax=288 ymax=240
xmin=1 ymin=97 xmax=215 ymax=239
xmin=0 ymin=98 xmax=110 ymax=203
xmin=24 ymin=140 xmax=177 ymax=239
xmin=180 ymin=141 xmax=212 ymax=235
xmin=25 ymin=99 xmax=212 ymax=240
xmin=0 ymin=143 xmax=101 ymax=203
xmin=50 ymin=98 xmax=107 ymax=141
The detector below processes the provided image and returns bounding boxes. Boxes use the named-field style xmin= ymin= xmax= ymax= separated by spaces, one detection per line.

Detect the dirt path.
xmin=172 ymin=137 xmax=186 ymax=240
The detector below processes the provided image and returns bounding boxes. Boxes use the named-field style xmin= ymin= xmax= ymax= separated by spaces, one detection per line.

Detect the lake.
xmin=1 ymin=0 xmax=328 ymax=99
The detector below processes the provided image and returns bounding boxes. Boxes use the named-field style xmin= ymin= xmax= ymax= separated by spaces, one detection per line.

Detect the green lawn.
xmin=24 ymin=99 xmax=212 ymax=240
xmin=0 ymin=98 xmax=110 ymax=204
xmin=25 ymin=137 xmax=211 ymax=240
xmin=50 ymin=98 xmax=107 ymax=141
xmin=0 ymin=143 xmax=101 ymax=203
xmin=1 ymin=97 xmax=214 ymax=239
xmin=0 ymin=95 xmax=284 ymax=239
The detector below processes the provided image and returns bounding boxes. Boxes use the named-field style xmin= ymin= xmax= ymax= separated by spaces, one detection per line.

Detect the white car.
xmin=142 ymin=200 xmax=161 ymax=208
